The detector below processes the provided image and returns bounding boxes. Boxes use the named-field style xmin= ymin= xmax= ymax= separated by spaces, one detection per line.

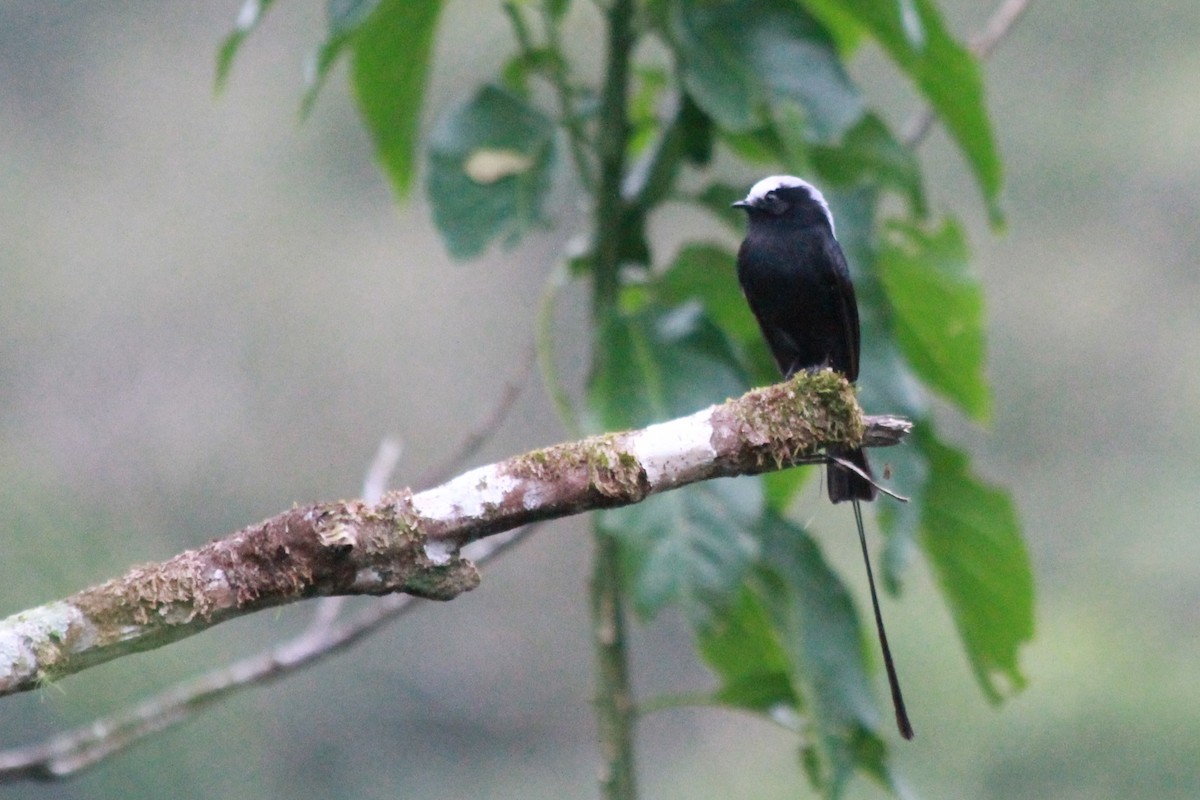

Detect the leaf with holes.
xmin=426 ymin=86 xmax=556 ymax=259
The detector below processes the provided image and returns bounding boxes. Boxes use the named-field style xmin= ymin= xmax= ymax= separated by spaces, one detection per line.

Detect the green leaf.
xmin=657 ymin=245 xmax=757 ymax=344
xmin=810 ymin=187 xmax=929 ymax=578
xmin=615 ymin=206 xmax=653 ymax=269
xmin=700 ymin=575 xmax=902 ymax=796
xmin=668 ymin=2 xmax=755 ymax=131
xmin=811 ymin=113 xmax=927 ymax=217
xmin=843 ymin=194 xmax=982 ymax=596
xmin=918 ymin=424 xmax=1033 ymax=703
xmin=799 ymin=0 xmax=1004 ymax=223
xmin=678 ymin=94 xmax=715 ymax=166
xmin=590 ymin=304 xmax=764 ymax=622
xmin=215 ymin=0 xmax=279 ymax=92
xmin=601 ymin=476 xmax=763 ymax=623
xmin=699 ymin=587 xmax=796 ymax=712
xmin=349 ymin=0 xmax=444 ymax=198
xmin=756 ymin=514 xmax=904 ymax=798
xmin=879 ymin=219 xmax=990 ymax=421
xmin=657 ymin=243 xmax=780 ymax=380
xmin=426 ymin=85 xmax=556 ymax=260
xmin=857 ymin=313 xmax=930 ymax=594
xmin=629 ymin=65 xmax=669 ymax=158
xmin=626 ymin=95 xmax=714 ymax=214
xmin=668 ymin=0 xmax=863 ymax=141
xmin=712 ymin=670 xmax=798 ymax=713
xmin=796 ymin=1 xmax=868 ymax=55
xmin=831 ymin=184 xmax=929 ymax=424
xmin=717 ymin=127 xmax=788 ymax=166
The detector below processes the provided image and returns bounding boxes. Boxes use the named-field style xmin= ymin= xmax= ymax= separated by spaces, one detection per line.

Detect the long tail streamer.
xmin=853 ymin=498 xmax=914 ymax=740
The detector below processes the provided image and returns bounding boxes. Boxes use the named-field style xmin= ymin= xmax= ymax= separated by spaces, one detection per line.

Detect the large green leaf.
xmin=349 ymin=0 xmax=443 ymax=199
xmin=700 ymin=570 xmax=908 ymax=799
xmin=857 ymin=334 xmax=930 ymax=594
xmin=918 ymin=424 xmax=1033 ymax=703
xmin=601 ymin=475 xmax=763 ymax=623
xmin=426 ymin=86 xmax=556 ymax=260
xmin=811 ymin=113 xmax=927 ymax=217
xmin=857 ymin=318 xmax=930 ymax=593
xmin=799 ymin=0 xmax=1003 ymax=223
xmin=668 ymin=0 xmax=863 ymax=142
xmin=626 ymin=94 xmax=715 ymax=216
xmin=590 ymin=304 xmax=764 ymax=622
xmin=818 ymin=187 xmax=928 ymax=422
xmin=829 ymin=191 xmax=970 ymax=599
xmin=699 ymin=587 xmax=796 ymax=712
xmin=656 ymin=244 xmax=760 ymax=351
xmin=879 ymin=219 xmax=990 ymax=421
xmin=275 ymin=1 xmax=444 ymax=180
xmin=756 ymin=514 xmax=907 ymax=799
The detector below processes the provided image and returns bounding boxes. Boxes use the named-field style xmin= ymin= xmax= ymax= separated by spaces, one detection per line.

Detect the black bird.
xmin=734 ymin=175 xmax=913 ymax=740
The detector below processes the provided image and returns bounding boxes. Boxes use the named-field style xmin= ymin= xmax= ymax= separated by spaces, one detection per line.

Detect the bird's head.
xmin=732 ymin=175 xmax=836 ymax=236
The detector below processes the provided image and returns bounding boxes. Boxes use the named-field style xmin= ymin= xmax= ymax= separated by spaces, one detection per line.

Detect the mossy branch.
xmin=0 ymin=370 xmax=908 ymax=698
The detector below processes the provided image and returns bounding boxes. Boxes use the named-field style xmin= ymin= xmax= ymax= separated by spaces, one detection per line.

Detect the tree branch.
xmin=0 ymin=524 xmax=538 ymax=782
xmin=0 ymin=370 xmax=909 ymax=698
xmin=0 ymin=359 xmax=538 ymax=782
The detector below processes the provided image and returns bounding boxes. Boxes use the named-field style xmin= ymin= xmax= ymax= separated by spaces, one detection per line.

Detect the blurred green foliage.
xmin=8 ymin=0 xmax=1200 ymax=796
xmin=217 ymin=0 xmax=1033 ymax=796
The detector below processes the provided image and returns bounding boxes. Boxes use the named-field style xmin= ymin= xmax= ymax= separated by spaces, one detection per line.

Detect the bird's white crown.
xmin=743 ymin=175 xmax=835 ymax=235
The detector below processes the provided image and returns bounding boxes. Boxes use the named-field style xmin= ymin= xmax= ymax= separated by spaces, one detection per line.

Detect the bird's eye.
xmin=764 ymin=190 xmax=788 ymax=215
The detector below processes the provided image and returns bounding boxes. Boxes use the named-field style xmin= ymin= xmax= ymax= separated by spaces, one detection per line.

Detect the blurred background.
xmin=1 ymin=1 xmax=1198 ymax=798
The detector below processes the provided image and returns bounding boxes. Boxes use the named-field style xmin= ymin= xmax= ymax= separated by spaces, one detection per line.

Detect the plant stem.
xmin=591 ymin=531 xmax=637 ymax=799
xmin=590 ymin=0 xmax=634 ymax=317
xmin=589 ymin=0 xmax=638 ymax=798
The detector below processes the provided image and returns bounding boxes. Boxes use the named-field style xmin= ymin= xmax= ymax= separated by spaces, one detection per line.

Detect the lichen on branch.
xmin=0 ymin=371 xmax=907 ymax=697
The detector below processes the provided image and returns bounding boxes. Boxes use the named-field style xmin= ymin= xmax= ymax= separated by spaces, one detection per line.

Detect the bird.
xmin=733 ymin=175 xmax=913 ymax=740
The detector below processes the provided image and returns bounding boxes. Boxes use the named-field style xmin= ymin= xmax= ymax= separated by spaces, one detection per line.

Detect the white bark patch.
xmin=410 ymin=464 xmax=519 ymax=523
xmin=0 ymin=602 xmax=85 ymax=678
xmin=627 ymin=407 xmax=717 ymax=488
xmin=423 ymin=539 xmax=456 ymax=566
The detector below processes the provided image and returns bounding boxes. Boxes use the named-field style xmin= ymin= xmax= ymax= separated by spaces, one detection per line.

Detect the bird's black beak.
xmin=731 ymin=199 xmax=750 ymax=210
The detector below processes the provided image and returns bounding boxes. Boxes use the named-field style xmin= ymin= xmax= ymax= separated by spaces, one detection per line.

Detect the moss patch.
xmin=509 ymin=435 xmax=648 ymax=502
xmin=732 ymin=369 xmax=865 ymax=467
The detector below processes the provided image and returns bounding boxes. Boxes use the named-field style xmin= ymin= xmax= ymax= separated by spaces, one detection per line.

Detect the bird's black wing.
xmin=823 ymin=235 xmax=861 ymax=383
